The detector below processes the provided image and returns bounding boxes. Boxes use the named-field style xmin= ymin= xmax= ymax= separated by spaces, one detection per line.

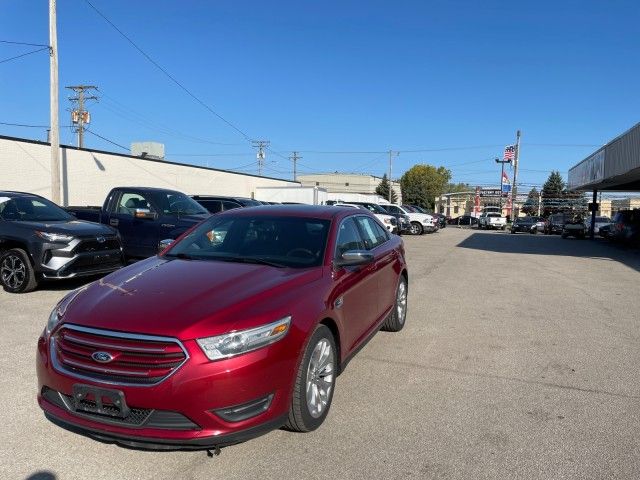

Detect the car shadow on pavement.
xmin=457 ymin=232 xmax=640 ymax=273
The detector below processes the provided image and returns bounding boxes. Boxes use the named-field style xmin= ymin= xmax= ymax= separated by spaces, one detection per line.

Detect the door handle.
xmin=109 ymin=218 xmax=119 ymax=227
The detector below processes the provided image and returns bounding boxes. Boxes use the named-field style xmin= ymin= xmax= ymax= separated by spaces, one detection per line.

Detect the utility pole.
xmin=252 ymin=140 xmax=270 ymax=176
xmin=511 ymin=130 xmax=521 ymax=218
xmin=388 ymin=150 xmax=398 ymax=203
xmin=49 ymin=0 xmax=61 ymax=204
xmin=290 ymin=151 xmax=301 ymax=181
xmin=537 ymin=190 xmax=542 ymax=217
xmin=66 ymin=85 xmax=98 ymax=148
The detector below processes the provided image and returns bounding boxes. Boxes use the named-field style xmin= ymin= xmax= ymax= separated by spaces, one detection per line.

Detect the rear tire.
xmin=285 ymin=325 xmax=336 ymax=433
xmin=0 ymin=248 xmax=38 ymax=293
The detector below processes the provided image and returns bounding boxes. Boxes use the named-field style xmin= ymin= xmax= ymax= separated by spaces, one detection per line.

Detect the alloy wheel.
xmin=306 ymin=338 xmax=335 ymax=418
xmin=1 ymin=254 xmax=26 ymax=290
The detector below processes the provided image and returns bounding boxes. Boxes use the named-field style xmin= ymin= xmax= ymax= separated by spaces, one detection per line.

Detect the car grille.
xmin=75 ymin=236 xmax=120 ymax=253
xmin=52 ymin=325 xmax=188 ymax=386
xmin=41 ymin=387 xmax=199 ymax=430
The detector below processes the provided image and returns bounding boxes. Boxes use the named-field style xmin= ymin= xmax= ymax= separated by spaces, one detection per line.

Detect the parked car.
xmin=351 ymin=202 xmax=411 ymax=234
xmin=408 ymin=206 xmax=446 ymax=229
xmin=192 ymin=195 xmax=263 ymax=213
xmin=333 ymin=203 xmax=398 ymax=234
xmin=585 ymin=216 xmax=611 ymax=235
xmin=510 ymin=216 xmax=538 ymax=234
xmin=544 ymin=213 xmax=571 ymax=235
xmin=0 ymin=191 xmax=124 ymax=293
xmin=382 ymin=204 xmax=436 ymax=235
xmin=66 ymin=187 xmax=210 ymax=260
xmin=37 ymin=205 xmax=408 ymax=449
xmin=598 ymin=223 xmax=612 ymax=239
xmin=610 ymin=209 xmax=640 ymax=244
xmin=478 ymin=212 xmax=507 ymax=230
xmin=562 ymin=216 xmax=587 ymax=239
xmin=454 ymin=215 xmax=478 ymax=226
xmin=533 ymin=216 xmax=546 ymax=232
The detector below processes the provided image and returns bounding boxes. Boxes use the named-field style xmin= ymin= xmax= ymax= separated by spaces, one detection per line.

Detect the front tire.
xmin=0 ymin=248 xmax=38 ymax=293
xmin=285 ymin=325 xmax=336 ymax=432
xmin=382 ymin=276 xmax=408 ymax=332
xmin=409 ymin=222 xmax=423 ymax=235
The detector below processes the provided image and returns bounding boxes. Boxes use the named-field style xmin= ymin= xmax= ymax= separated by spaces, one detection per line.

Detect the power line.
xmin=83 ymin=0 xmax=253 ymax=143
xmin=0 ymin=40 xmax=50 ymax=48
xmin=0 ymin=121 xmax=72 ymax=128
xmin=84 ymin=129 xmax=129 ymax=151
xmin=0 ymin=46 xmax=49 ymax=65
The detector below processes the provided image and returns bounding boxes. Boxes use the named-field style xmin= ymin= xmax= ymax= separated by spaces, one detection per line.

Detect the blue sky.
xmin=1 ymin=0 xmax=638 ymax=189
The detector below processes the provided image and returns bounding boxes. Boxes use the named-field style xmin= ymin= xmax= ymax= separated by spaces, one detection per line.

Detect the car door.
xmin=107 ymin=191 xmax=158 ymax=258
xmin=331 ymin=216 xmax=378 ymax=352
xmin=354 ymin=215 xmax=397 ymax=323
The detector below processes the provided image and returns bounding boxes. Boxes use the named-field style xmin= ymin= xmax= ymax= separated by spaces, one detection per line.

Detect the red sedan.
xmin=36 ymin=205 xmax=408 ymax=450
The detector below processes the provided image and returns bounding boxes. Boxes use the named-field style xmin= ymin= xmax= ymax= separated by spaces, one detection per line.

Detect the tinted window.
xmin=355 ymin=216 xmax=388 ymax=250
xmin=222 ymin=200 xmax=242 ymax=210
xmin=0 ymin=196 xmax=72 ymax=222
xmin=236 ymin=198 xmax=262 ymax=207
xmin=154 ymin=192 xmax=208 ymax=215
xmin=197 ymin=200 xmax=223 ymax=213
xmin=386 ymin=205 xmax=400 ymax=214
xmin=335 ymin=217 xmax=365 ymax=256
xmin=166 ymin=215 xmax=330 ymax=268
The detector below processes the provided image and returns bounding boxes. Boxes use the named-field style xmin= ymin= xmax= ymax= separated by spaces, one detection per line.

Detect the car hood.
xmin=60 ymin=256 xmax=322 ymax=340
xmin=14 ymin=220 xmax=116 ymax=236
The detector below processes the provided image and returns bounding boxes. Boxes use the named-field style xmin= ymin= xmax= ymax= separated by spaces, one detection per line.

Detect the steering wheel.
xmin=286 ymin=248 xmax=315 ymax=258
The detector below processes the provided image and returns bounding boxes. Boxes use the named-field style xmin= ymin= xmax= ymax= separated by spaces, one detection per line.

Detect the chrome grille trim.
xmin=50 ymin=324 xmax=189 ymax=387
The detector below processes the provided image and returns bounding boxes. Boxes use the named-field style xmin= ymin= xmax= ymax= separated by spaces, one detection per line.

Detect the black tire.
xmin=0 ymin=248 xmax=38 ymax=293
xmin=382 ymin=276 xmax=408 ymax=332
xmin=409 ymin=222 xmax=423 ymax=235
xmin=285 ymin=325 xmax=337 ymax=433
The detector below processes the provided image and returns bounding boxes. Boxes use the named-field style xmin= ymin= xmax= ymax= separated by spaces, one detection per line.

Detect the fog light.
xmin=213 ymin=394 xmax=274 ymax=422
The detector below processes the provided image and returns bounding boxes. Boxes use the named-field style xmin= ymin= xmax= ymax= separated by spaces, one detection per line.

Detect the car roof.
xmin=216 ymin=204 xmax=366 ymax=220
xmin=0 ymin=191 xmax=46 ymax=199
xmin=191 ymin=195 xmax=254 ymax=201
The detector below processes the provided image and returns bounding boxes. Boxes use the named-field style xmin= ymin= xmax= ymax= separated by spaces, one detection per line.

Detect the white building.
xmin=298 ymin=173 xmax=402 ymax=203
xmin=0 ymin=135 xmax=298 ymax=206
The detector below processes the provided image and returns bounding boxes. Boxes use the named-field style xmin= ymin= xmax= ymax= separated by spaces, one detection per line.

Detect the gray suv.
xmin=0 ymin=191 xmax=124 ymax=293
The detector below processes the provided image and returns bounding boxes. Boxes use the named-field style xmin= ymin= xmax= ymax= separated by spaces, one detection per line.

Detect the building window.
xmin=345 ymin=183 xmax=349 ymax=186
xmin=316 ymin=182 xmax=320 ymax=186
xmin=454 ymin=206 xmax=459 ymax=214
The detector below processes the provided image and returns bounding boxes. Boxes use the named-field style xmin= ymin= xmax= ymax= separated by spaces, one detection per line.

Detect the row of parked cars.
xmin=1 ymin=187 xmax=411 ymax=451
xmin=0 ymin=187 xmax=433 ymax=293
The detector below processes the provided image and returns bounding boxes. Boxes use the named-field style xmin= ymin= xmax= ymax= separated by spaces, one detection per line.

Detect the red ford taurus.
xmin=36 ymin=205 xmax=408 ymax=450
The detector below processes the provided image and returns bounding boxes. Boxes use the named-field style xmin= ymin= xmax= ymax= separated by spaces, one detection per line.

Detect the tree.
xmin=521 ymin=187 xmax=540 ymax=216
xmin=400 ymin=164 xmax=452 ymax=210
xmin=444 ymin=182 xmax=472 ymax=193
xmin=541 ymin=170 xmax=566 ymax=216
xmin=375 ymin=173 xmax=397 ymax=203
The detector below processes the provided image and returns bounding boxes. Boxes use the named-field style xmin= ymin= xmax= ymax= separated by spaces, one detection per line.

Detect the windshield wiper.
xmin=216 ymin=256 xmax=287 ymax=268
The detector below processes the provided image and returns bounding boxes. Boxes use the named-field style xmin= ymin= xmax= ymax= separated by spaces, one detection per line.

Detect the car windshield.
xmin=361 ymin=203 xmax=388 ymax=214
xmin=402 ymin=205 xmax=417 ymax=213
xmin=411 ymin=205 xmax=427 ymax=214
xmin=156 ymin=192 xmax=209 ymax=216
xmin=487 ymin=213 xmax=501 ymax=217
xmin=0 ymin=196 xmax=73 ymax=222
xmin=236 ymin=198 xmax=263 ymax=207
xmin=164 ymin=215 xmax=331 ymax=268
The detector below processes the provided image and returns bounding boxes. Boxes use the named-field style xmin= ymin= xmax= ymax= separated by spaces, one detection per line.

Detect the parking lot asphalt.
xmin=2 ymin=228 xmax=639 ymax=480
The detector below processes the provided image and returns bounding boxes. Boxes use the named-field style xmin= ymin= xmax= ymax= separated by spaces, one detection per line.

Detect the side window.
xmin=355 ymin=216 xmax=388 ymax=250
xmin=0 ymin=199 xmax=18 ymax=220
xmin=335 ymin=218 xmax=365 ymax=256
xmin=222 ymin=201 xmax=242 ymax=211
xmin=117 ymin=193 xmax=152 ymax=216
xmin=199 ymin=200 xmax=223 ymax=213
xmin=386 ymin=205 xmax=399 ymax=214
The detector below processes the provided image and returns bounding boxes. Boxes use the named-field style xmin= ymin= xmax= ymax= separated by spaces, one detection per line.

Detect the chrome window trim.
xmin=50 ymin=323 xmax=189 ymax=388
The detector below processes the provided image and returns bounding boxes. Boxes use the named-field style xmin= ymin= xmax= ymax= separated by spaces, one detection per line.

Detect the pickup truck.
xmin=66 ymin=187 xmax=210 ymax=259
xmin=382 ymin=204 xmax=436 ymax=235
xmin=478 ymin=212 xmax=507 ymax=230
xmin=561 ymin=216 xmax=586 ymax=239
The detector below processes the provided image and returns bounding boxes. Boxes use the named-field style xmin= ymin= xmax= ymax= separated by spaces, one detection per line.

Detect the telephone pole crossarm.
xmin=251 ymin=140 xmax=270 ymax=176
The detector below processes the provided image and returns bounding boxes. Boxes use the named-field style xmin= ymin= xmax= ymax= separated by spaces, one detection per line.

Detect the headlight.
xmin=36 ymin=231 xmax=74 ymax=243
xmin=197 ymin=316 xmax=291 ymax=361
xmin=46 ymin=307 xmax=61 ymax=335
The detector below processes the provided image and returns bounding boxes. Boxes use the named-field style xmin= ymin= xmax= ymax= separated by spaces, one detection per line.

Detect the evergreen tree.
xmin=521 ymin=187 xmax=540 ymax=216
xmin=541 ymin=171 xmax=566 ymax=216
xmin=376 ymin=174 xmax=398 ymax=203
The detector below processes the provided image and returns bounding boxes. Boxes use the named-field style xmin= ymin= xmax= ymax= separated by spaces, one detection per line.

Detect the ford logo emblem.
xmin=96 ymin=236 xmax=106 ymax=244
xmin=91 ymin=351 xmax=113 ymax=363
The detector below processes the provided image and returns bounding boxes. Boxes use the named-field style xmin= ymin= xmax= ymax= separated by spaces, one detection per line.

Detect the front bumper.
xmin=36 ymin=328 xmax=297 ymax=449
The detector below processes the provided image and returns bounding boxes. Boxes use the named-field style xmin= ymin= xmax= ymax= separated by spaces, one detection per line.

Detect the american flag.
xmin=503 ymin=145 xmax=515 ymax=161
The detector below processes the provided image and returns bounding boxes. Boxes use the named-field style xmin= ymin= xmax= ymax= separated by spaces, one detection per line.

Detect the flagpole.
xmin=512 ymin=130 xmax=521 ymax=218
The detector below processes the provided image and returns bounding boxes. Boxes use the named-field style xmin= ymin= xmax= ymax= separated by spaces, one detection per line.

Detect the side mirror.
xmin=158 ymin=238 xmax=174 ymax=254
xmin=134 ymin=208 xmax=156 ymax=220
xmin=334 ymin=250 xmax=374 ymax=268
